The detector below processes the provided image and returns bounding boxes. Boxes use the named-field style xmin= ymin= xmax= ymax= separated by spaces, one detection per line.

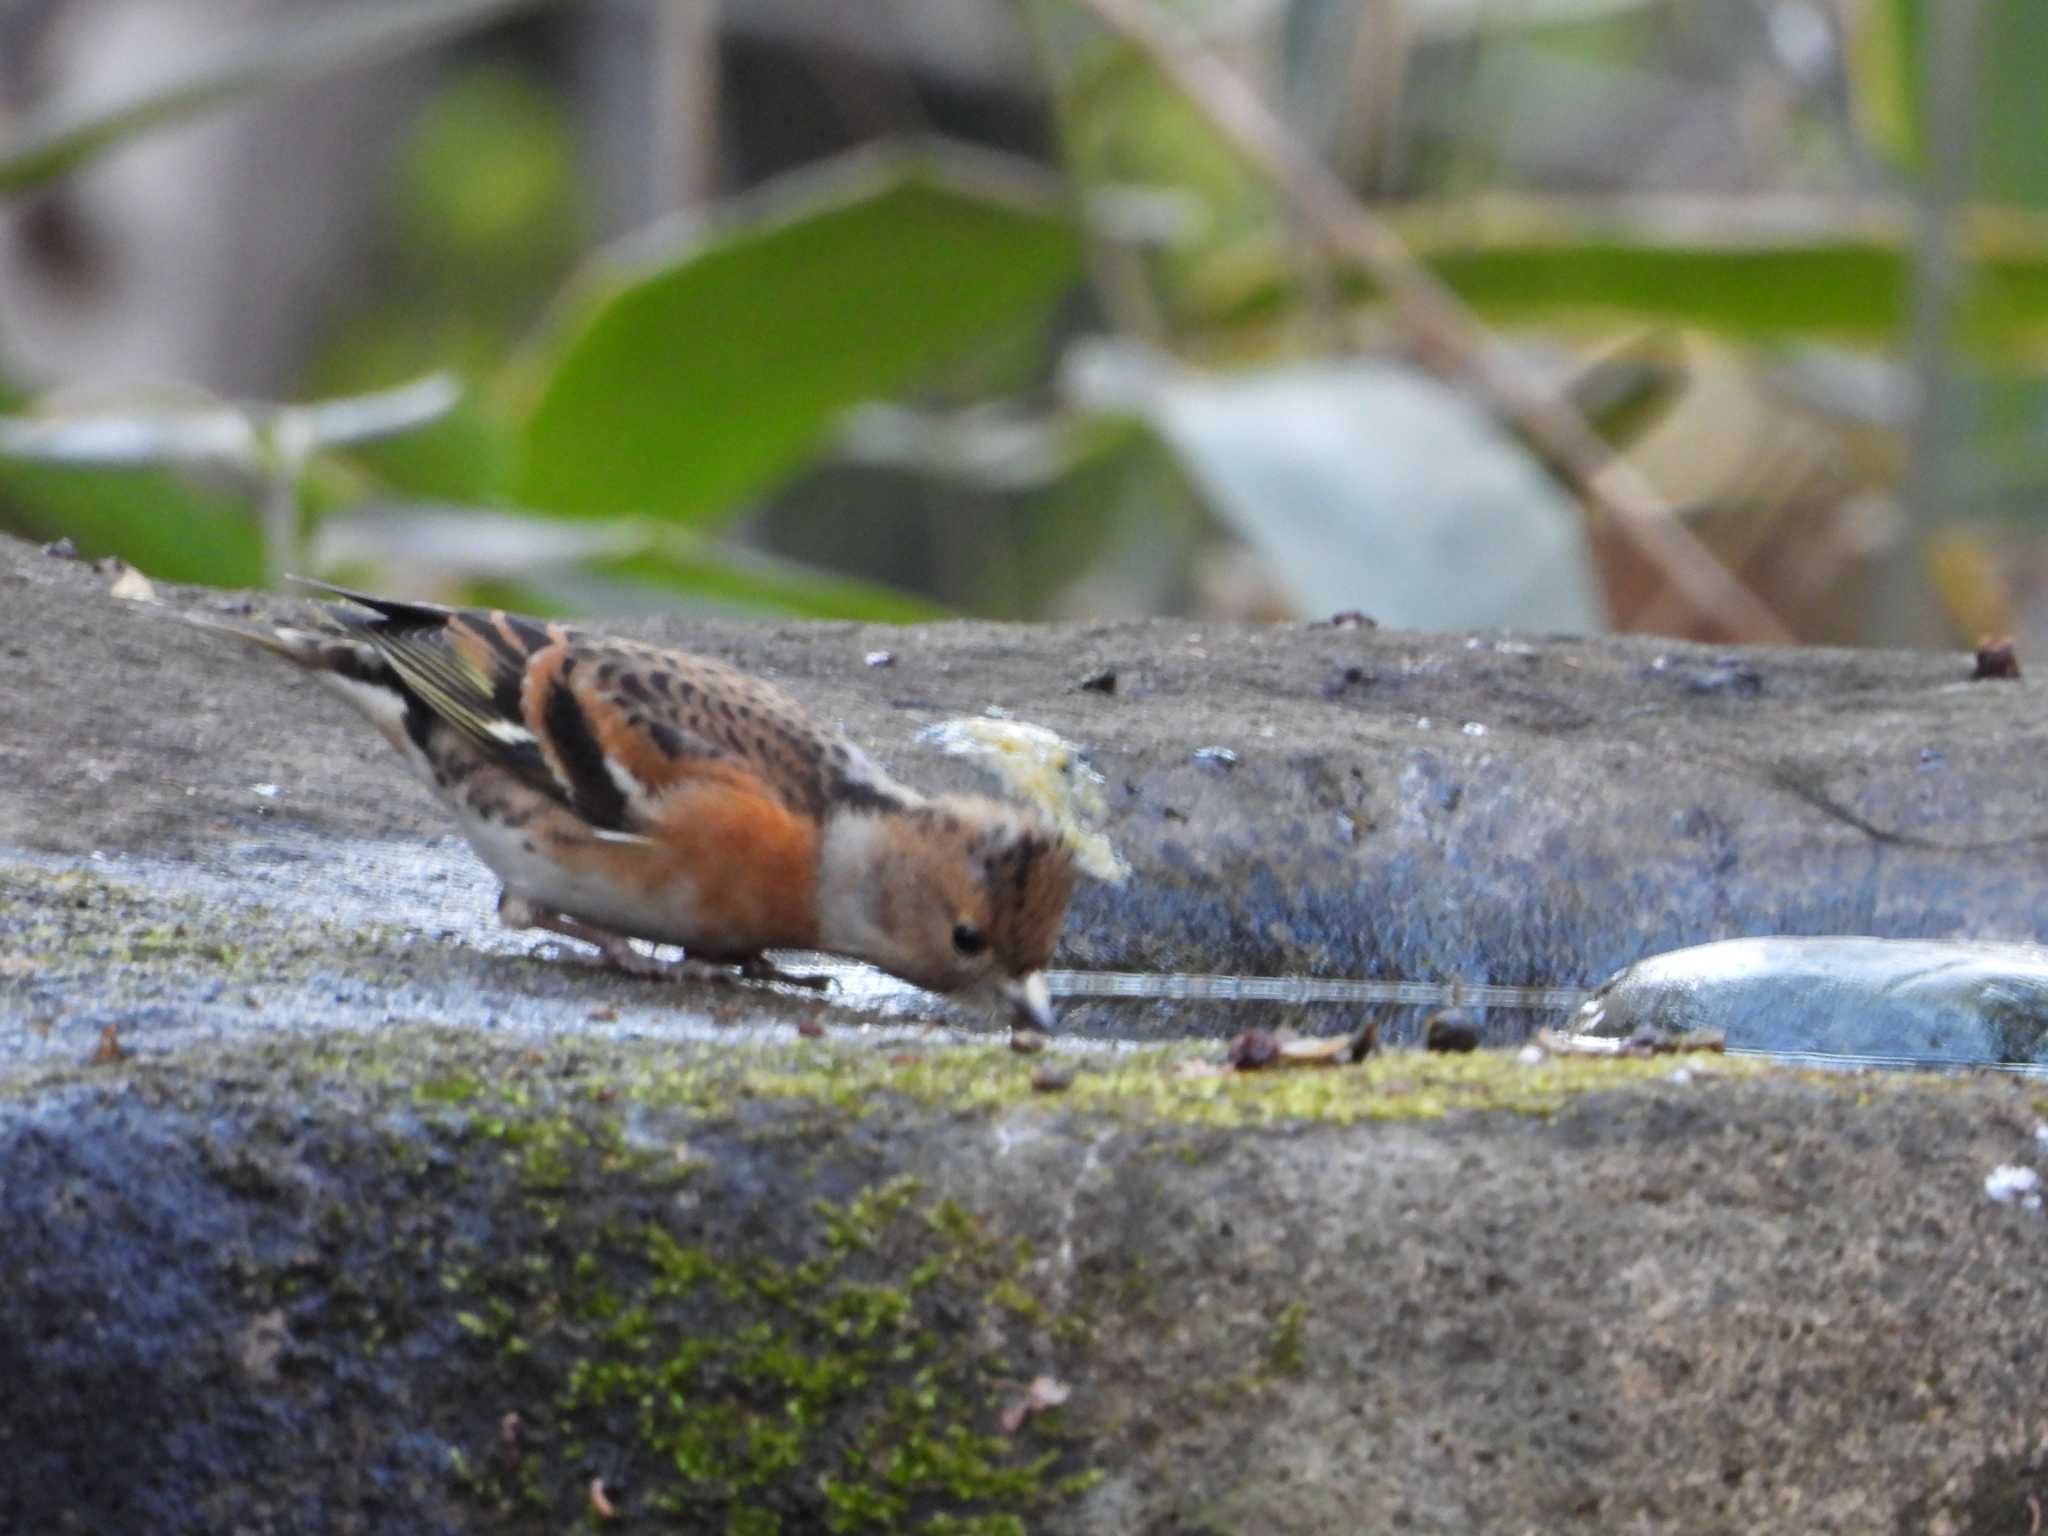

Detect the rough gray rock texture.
xmin=7 ymin=531 xmax=2048 ymax=1533
xmin=6 ymin=1032 xmax=2048 ymax=1536
xmin=3 ymin=531 xmax=2040 ymax=996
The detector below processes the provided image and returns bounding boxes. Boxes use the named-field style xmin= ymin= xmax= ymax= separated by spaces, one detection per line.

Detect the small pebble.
xmin=43 ymin=536 xmax=80 ymax=560
xmin=1077 ymin=667 xmax=1117 ymax=694
xmin=1009 ymin=1028 xmax=1048 ymax=1055
xmin=107 ymin=563 xmax=158 ymax=603
xmin=1985 ymin=1165 xmax=2041 ymax=1204
xmin=1323 ymin=665 xmax=1373 ymax=698
xmin=88 ymin=1022 xmax=127 ymax=1066
xmin=1972 ymin=636 xmax=2021 ymax=680
xmin=1226 ymin=1028 xmax=1281 ymax=1070
xmin=864 ymin=650 xmax=895 ymax=668
xmin=1030 ymin=1065 xmax=1073 ymax=1093
xmin=1192 ymin=746 xmax=1239 ymax=770
xmin=796 ymin=1018 xmax=825 ymax=1039
xmin=1424 ymin=1010 xmax=1481 ymax=1053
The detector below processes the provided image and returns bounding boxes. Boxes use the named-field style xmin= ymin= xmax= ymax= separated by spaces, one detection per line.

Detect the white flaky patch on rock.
xmin=1984 ymin=1165 xmax=2041 ymax=1207
xmin=917 ymin=717 xmax=1128 ymax=883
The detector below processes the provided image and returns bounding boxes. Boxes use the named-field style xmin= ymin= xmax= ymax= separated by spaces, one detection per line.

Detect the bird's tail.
xmin=180 ymin=608 xmax=354 ymax=671
xmin=182 ymin=604 xmax=425 ymax=751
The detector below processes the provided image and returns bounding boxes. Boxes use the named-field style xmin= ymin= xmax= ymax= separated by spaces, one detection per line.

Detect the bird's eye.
xmin=952 ymin=923 xmax=988 ymax=957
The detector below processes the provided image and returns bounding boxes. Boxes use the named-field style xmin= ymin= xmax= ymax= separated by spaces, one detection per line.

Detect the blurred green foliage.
xmin=516 ymin=158 xmax=1082 ymax=524
xmin=4 ymin=0 xmax=2048 ymax=633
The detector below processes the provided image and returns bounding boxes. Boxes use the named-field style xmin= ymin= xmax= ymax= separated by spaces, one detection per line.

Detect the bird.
xmin=194 ymin=583 xmax=1076 ymax=1030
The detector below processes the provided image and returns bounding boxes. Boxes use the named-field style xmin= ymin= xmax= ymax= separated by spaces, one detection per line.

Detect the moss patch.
xmin=235 ymin=1053 xmax=1100 ymax=1533
xmin=0 ymin=863 xmax=406 ymax=979
xmin=199 ymin=1028 xmax=1772 ymax=1527
xmin=586 ymin=1037 xmax=1772 ymax=1130
xmin=235 ymin=1015 xmax=1771 ymax=1531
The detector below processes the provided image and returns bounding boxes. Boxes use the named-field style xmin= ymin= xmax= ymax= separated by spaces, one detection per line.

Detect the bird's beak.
xmin=1002 ymin=971 xmax=1056 ymax=1033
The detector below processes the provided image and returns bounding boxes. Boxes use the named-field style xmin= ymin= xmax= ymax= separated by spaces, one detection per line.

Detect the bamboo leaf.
xmin=513 ymin=144 xmax=1082 ymax=525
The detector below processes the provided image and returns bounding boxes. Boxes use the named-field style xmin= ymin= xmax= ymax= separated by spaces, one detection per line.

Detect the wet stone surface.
xmin=9 ymin=533 xmax=2048 ymax=1532
xmin=1581 ymin=937 xmax=2048 ymax=1067
xmin=7 ymin=531 xmax=2048 ymax=1005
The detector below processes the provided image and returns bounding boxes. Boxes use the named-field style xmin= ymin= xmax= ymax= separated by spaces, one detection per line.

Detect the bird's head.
xmin=818 ymin=795 xmax=1076 ymax=1029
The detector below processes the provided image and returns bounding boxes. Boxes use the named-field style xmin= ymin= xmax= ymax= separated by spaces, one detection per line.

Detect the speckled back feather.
xmin=297 ymin=584 xmax=911 ymax=833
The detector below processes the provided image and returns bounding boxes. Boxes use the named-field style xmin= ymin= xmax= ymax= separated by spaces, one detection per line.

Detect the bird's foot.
xmin=595 ymin=938 xmax=738 ymax=985
xmin=738 ymin=956 xmax=834 ymax=991
xmin=499 ymin=893 xmax=736 ymax=985
xmin=498 ymin=894 xmax=830 ymax=989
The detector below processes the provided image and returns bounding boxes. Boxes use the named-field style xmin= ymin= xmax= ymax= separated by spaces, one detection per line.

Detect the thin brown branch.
xmin=1068 ymin=0 xmax=1793 ymax=643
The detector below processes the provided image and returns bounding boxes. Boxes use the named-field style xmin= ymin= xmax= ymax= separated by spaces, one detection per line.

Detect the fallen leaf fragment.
xmin=1226 ymin=1028 xmax=1281 ymax=1071
xmin=88 ymin=1022 xmax=127 ymax=1065
xmin=589 ymin=1477 xmax=618 ymax=1520
xmin=999 ymin=1374 xmax=1072 ymax=1433
xmin=1423 ymin=1010 xmax=1481 ymax=1053
xmin=1973 ymin=635 xmax=2021 ymax=680
xmin=1277 ymin=1034 xmax=1351 ymax=1065
xmin=1533 ymin=1029 xmax=1626 ymax=1057
xmin=796 ymin=1018 xmax=825 ymax=1039
xmin=107 ymin=562 xmax=158 ymax=603
xmin=1534 ymin=1025 xmax=1726 ymax=1058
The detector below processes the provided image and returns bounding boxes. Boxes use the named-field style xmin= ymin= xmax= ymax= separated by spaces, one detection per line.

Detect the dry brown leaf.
xmin=1276 ymin=1035 xmax=1351 ymax=1065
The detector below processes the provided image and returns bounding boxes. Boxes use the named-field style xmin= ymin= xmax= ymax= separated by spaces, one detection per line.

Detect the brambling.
xmin=199 ymin=584 xmax=1076 ymax=1030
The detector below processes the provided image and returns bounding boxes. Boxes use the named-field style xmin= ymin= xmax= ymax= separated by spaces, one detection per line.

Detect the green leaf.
xmin=1854 ymin=1 xmax=2048 ymax=207
xmin=587 ymin=545 xmax=944 ymax=623
xmin=1560 ymin=332 xmax=1687 ymax=453
xmin=1974 ymin=1 xmax=2048 ymax=208
xmin=0 ymin=373 xmax=258 ymax=581
xmin=513 ymin=144 xmax=1082 ymax=525
xmin=1189 ymin=200 xmax=2048 ymax=361
xmin=332 ymin=392 xmax=519 ymax=504
xmin=309 ymin=502 xmax=940 ymax=622
xmin=0 ymin=457 xmax=264 ymax=585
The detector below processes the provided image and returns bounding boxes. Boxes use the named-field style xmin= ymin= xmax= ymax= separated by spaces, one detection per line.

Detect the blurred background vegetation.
xmin=0 ymin=0 xmax=2042 ymax=646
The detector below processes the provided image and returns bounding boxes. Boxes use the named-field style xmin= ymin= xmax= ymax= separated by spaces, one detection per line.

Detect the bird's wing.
xmin=531 ymin=635 xmax=880 ymax=825
xmin=304 ymin=584 xmax=891 ymax=833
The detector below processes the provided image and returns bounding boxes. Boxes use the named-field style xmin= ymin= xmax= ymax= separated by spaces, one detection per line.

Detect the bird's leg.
xmin=498 ymin=892 xmax=736 ymax=984
xmin=737 ymin=955 xmax=834 ymax=992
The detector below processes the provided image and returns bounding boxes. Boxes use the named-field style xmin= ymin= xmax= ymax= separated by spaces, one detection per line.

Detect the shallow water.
xmin=6 ymin=832 xmax=2043 ymax=1075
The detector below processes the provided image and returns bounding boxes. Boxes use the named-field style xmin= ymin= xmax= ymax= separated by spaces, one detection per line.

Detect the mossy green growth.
xmin=1263 ymin=1301 xmax=1308 ymax=1379
xmin=608 ymin=1037 xmax=1771 ymax=1130
xmin=427 ymin=1096 xmax=1095 ymax=1534
xmin=0 ymin=863 xmax=406 ymax=980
